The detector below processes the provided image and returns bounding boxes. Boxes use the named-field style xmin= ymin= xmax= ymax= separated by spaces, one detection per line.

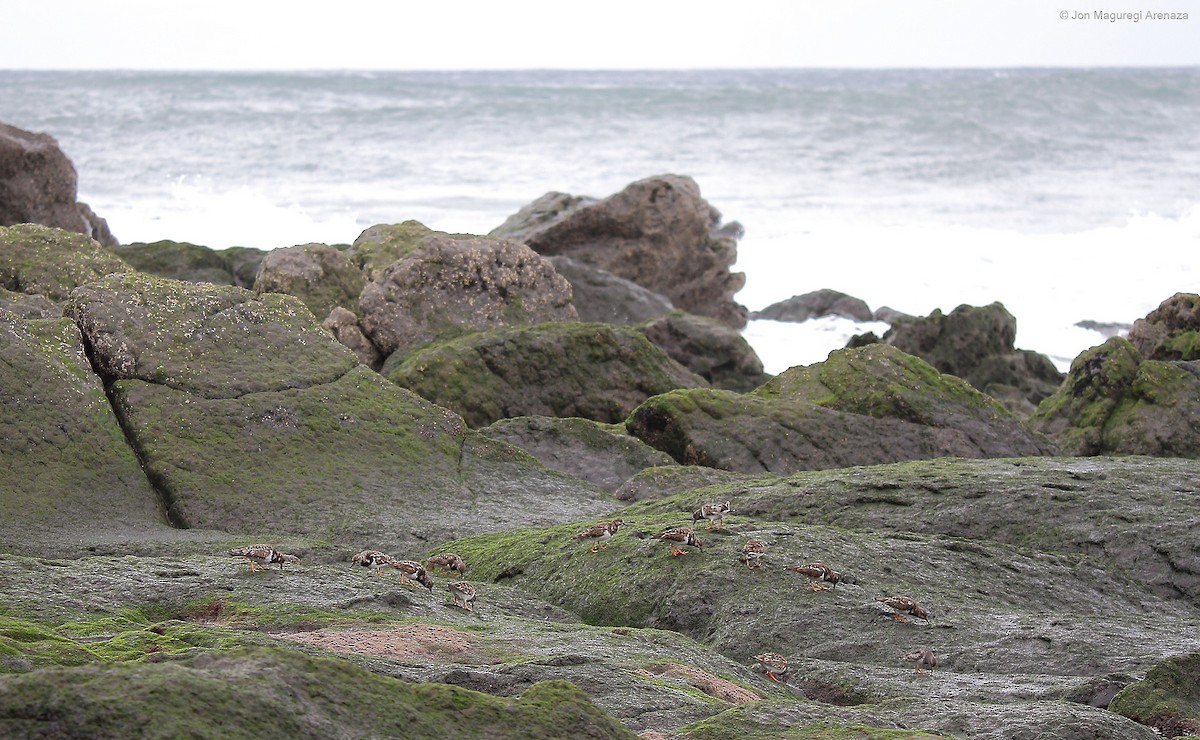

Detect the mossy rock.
xmin=54 ymin=271 xmax=612 ymax=549
xmin=0 ymin=224 xmax=131 ymax=302
xmin=0 ymin=311 xmax=164 ymax=544
xmin=626 ymin=345 xmax=1054 ymax=475
xmin=1033 ymin=337 xmax=1200 ymax=457
xmin=0 ymin=287 xmax=58 ymax=318
xmin=638 ymin=310 xmax=771 ymax=393
xmin=480 ymin=416 xmax=676 ymax=492
xmin=1110 ymin=653 xmax=1200 ymax=736
xmin=113 ymin=240 xmax=240 ymax=285
xmin=386 ymin=322 xmax=706 ymax=427
xmin=0 ymin=645 xmax=637 ymax=739
xmin=346 ymin=220 xmax=437 ymax=279
xmin=65 ymin=272 xmax=356 ymax=398
xmin=252 ymin=242 xmax=366 ymax=319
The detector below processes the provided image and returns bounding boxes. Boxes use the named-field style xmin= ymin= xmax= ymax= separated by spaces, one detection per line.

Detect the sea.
xmin=2 ymin=68 xmax=1198 ymax=374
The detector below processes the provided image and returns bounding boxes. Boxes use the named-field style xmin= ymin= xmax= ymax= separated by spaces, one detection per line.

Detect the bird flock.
xmin=228 ymin=544 xmax=477 ymax=611
xmin=229 ymin=495 xmax=938 ymax=686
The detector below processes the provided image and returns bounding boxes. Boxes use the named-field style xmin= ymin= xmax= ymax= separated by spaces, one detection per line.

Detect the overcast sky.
xmin=3 ymin=0 xmax=1198 ymax=70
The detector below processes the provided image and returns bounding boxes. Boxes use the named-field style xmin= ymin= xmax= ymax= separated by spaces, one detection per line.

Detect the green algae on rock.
xmin=0 ymin=312 xmax=164 ymax=543
xmin=386 ymin=322 xmax=706 ymax=427
xmin=0 ymin=646 xmax=637 ymax=739
xmin=1032 ymin=337 xmax=1200 ymax=457
xmin=479 ymin=416 xmax=676 ymax=492
xmin=1110 ymin=652 xmax=1200 ymax=736
xmin=626 ymin=344 xmax=1056 ymax=475
xmin=0 ymin=223 xmax=131 ymax=302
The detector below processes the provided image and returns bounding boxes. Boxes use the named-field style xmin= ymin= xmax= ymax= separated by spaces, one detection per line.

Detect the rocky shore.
xmin=2 ymin=123 xmax=1199 ymax=738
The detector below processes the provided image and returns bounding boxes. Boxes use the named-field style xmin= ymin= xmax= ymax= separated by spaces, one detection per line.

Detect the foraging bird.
xmin=753 ymin=652 xmax=789 ymax=682
xmin=574 ymin=518 xmax=624 ymax=553
xmin=447 ymin=581 xmax=477 ymax=611
xmin=425 ymin=552 xmax=467 ymax=576
xmin=877 ymin=595 xmax=931 ymax=623
xmin=786 ymin=562 xmax=843 ymax=591
xmin=903 ymin=648 xmax=938 ymax=674
xmin=741 ymin=538 xmax=768 ymax=569
xmin=656 ymin=527 xmax=704 ymax=556
xmin=392 ymin=560 xmax=435 ymax=591
xmin=229 ymin=544 xmax=299 ymax=573
xmin=692 ymin=501 xmax=731 ymax=530
xmin=352 ymin=550 xmax=399 ymax=576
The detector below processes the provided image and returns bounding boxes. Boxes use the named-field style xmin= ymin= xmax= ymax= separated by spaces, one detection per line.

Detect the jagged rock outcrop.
xmin=479 ymin=416 xmax=675 ymax=492
xmin=1126 ymin=292 xmax=1200 ymax=361
xmin=357 ymin=230 xmax=577 ymax=360
xmin=60 ymin=273 xmax=611 ymax=549
xmin=637 ymin=311 xmax=771 ymax=393
xmin=626 ymin=343 xmax=1056 ymax=474
xmin=114 ymin=240 xmax=265 ymax=288
xmin=252 ymin=242 xmax=365 ymax=320
xmin=384 ymin=322 xmax=706 ymax=428
xmin=882 ymin=301 xmax=1064 ymax=414
xmin=0 ymin=224 xmax=130 ymax=303
xmin=752 ymin=289 xmax=873 ymax=322
xmin=0 ymin=123 xmax=117 ymax=246
xmin=492 ymin=175 xmax=748 ymax=328
xmin=546 ymin=255 xmax=674 ymax=325
xmin=1032 ymin=336 xmax=1200 ymax=457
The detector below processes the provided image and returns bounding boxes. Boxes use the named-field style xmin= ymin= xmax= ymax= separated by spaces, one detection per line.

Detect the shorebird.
xmin=741 ymin=538 xmax=768 ymax=569
xmin=574 ymin=518 xmax=624 ymax=552
xmin=447 ymin=581 xmax=477 ymax=611
xmin=753 ymin=652 xmax=789 ymax=682
xmin=229 ymin=544 xmax=299 ymax=573
xmin=786 ymin=562 xmax=843 ymax=591
xmin=425 ymin=552 xmax=467 ymax=576
xmin=692 ymin=501 xmax=731 ymax=530
xmin=877 ymin=595 xmax=931 ymax=623
xmin=351 ymin=550 xmax=398 ymax=576
xmin=393 ymin=560 xmax=434 ymax=591
xmin=903 ymin=648 xmax=938 ymax=674
xmin=656 ymin=527 xmax=704 ymax=556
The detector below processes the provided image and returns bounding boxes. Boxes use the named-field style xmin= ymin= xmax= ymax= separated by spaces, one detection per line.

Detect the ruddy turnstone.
xmin=741 ymin=538 xmax=768 ymax=569
xmin=786 ymin=562 xmax=843 ymax=591
xmin=447 ymin=581 xmax=477 ymax=611
xmin=692 ymin=501 xmax=731 ymax=530
xmin=351 ymin=549 xmax=397 ymax=576
xmin=574 ymin=518 xmax=624 ymax=552
xmin=425 ymin=552 xmax=467 ymax=576
xmin=656 ymin=527 xmax=704 ymax=556
xmin=903 ymin=648 xmax=938 ymax=674
xmin=229 ymin=544 xmax=299 ymax=572
xmin=876 ymin=595 xmax=931 ymax=623
xmin=753 ymin=652 xmax=789 ymax=682
xmin=393 ymin=560 xmax=435 ymax=591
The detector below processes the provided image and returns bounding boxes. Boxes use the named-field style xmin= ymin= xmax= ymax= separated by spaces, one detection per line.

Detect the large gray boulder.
xmin=883 ymin=302 xmax=1064 ymax=414
xmin=0 ymin=123 xmax=116 ymax=246
xmin=357 ymin=230 xmax=577 ymax=359
xmin=626 ymin=343 xmax=1056 ymax=474
xmin=492 ymin=175 xmax=748 ymax=328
